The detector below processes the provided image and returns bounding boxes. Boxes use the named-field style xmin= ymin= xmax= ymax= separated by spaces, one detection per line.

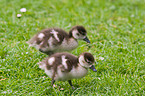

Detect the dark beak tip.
xmin=87 ymin=41 xmax=90 ymax=43
xmin=83 ymin=37 xmax=90 ymax=43
xmin=90 ymin=65 xmax=97 ymax=72
xmin=93 ymin=69 xmax=97 ymax=72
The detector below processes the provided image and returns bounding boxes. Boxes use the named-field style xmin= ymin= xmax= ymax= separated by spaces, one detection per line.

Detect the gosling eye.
xmin=80 ymin=31 xmax=86 ymax=35
xmin=77 ymin=33 xmax=80 ymax=36
xmin=87 ymin=61 xmax=91 ymax=64
xmin=86 ymin=59 xmax=92 ymax=64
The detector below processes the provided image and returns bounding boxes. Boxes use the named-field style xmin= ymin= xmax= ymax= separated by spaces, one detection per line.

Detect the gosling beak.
xmin=89 ymin=65 xmax=97 ymax=72
xmin=83 ymin=36 xmax=90 ymax=43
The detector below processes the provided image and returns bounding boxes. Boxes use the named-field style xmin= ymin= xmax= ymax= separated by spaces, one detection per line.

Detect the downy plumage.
xmin=38 ymin=52 xmax=97 ymax=89
xmin=27 ymin=26 xmax=90 ymax=55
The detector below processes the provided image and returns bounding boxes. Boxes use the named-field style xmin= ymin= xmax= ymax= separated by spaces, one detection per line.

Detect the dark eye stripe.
xmin=84 ymin=53 xmax=95 ymax=63
xmin=79 ymin=31 xmax=86 ymax=35
xmin=77 ymin=33 xmax=80 ymax=36
xmin=85 ymin=59 xmax=91 ymax=64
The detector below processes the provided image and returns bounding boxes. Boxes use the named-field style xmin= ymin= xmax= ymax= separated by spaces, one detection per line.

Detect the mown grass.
xmin=0 ymin=0 xmax=145 ymax=95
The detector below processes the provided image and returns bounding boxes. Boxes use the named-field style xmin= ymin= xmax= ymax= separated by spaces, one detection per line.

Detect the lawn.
xmin=0 ymin=0 xmax=145 ymax=95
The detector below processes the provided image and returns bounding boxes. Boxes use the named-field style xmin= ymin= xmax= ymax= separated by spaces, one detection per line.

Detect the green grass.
xmin=0 ymin=0 xmax=145 ymax=95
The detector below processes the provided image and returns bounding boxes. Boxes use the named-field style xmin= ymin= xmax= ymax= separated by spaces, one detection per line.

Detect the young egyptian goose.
xmin=27 ymin=26 xmax=90 ymax=55
xmin=38 ymin=52 xmax=97 ymax=89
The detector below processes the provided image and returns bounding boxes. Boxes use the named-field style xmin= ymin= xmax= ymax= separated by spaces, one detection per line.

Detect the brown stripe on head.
xmin=83 ymin=52 xmax=95 ymax=64
xmin=69 ymin=25 xmax=87 ymax=37
xmin=76 ymin=26 xmax=87 ymax=35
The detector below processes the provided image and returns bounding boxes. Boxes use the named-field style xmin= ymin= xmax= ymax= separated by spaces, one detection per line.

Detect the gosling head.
xmin=78 ymin=52 xmax=97 ymax=72
xmin=69 ymin=25 xmax=90 ymax=43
